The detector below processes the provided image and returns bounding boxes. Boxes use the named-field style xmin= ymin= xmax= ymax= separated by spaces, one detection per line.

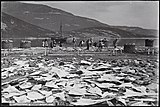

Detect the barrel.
xmin=20 ymin=40 xmax=31 ymax=48
xmin=124 ymin=43 xmax=136 ymax=53
xmin=1 ymin=40 xmax=13 ymax=49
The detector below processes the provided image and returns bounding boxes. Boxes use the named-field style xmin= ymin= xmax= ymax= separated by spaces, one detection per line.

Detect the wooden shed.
xmin=20 ymin=40 xmax=31 ymax=48
xmin=1 ymin=40 xmax=13 ymax=49
xmin=145 ymin=39 xmax=154 ymax=47
xmin=124 ymin=43 xmax=136 ymax=53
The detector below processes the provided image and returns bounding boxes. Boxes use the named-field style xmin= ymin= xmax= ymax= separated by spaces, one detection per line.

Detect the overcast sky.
xmin=21 ymin=1 xmax=159 ymax=30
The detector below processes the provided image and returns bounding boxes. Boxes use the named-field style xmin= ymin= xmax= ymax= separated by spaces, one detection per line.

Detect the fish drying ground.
xmin=1 ymin=49 xmax=159 ymax=106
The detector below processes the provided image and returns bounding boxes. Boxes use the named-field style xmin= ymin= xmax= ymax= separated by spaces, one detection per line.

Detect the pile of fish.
xmin=1 ymin=56 xmax=159 ymax=106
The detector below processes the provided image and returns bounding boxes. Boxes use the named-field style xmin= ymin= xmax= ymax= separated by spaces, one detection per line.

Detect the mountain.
xmin=2 ymin=2 xmax=109 ymax=32
xmin=1 ymin=1 xmax=158 ymax=40
xmin=111 ymin=26 xmax=158 ymax=38
xmin=63 ymin=26 xmax=154 ymax=40
xmin=1 ymin=12 xmax=55 ymax=38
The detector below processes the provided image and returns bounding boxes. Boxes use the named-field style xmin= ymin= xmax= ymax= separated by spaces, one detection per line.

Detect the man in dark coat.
xmin=86 ymin=39 xmax=90 ymax=50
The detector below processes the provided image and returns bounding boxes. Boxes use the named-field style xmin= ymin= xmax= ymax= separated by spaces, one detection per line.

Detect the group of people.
xmin=42 ymin=37 xmax=115 ymax=52
xmin=74 ymin=37 xmax=109 ymax=51
xmin=42 ymin=39 xmax=62 ymax=48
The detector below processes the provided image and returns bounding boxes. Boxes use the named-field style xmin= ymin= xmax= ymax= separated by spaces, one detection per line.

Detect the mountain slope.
xmin=2 ymin=2 xmax=109 ymax=32
xmin=1 ymin=12 xmax=55 ymax=38
xmin=1 ymin=1 xmax=158 ymax=39
xmin=111 ymin=26 xmax=158 ymax=37
xmin=64 ymin=27 xmax=154 ymax=39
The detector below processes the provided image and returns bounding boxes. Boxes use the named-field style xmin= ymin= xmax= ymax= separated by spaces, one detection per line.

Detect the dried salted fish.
xmin=34 ymin=76 xmax=45 ymax=81
xmin=88 ymin=65 xmax=111 ymax=71
xmin=37 ymin=63 xmax=44 ymax=68
xmin=51 ymin=67 xmax=69 ymax=78
xmin=72 ymin=82 xmax=89 ymax=88
xmin=56 ymin=81 xmax=67 ymax=87
xmin=3 ymin=92 xmax=22 ymax=99
xmin=43 ymin=75 xmax=55 ymax=81
xmin=87 ymin=86 xmax=103 ymax=96
xmin=121 ymin=66 xmax=130 ymax=72
xmin=132 ymin=86 xmax=147 ymax=93
xmin=13 ymin=95 xmax=30 ymax=103
xmin=1 ymin=56 xmax=158 ymax=106
xmin=97 ymin=74 xmax=121 ymax=83
xmin=45 ymin=81 xmax=59 ymax=88
xmin=2 ymin=85 xmax=20 ymax=93
xmin=70 ymin=98 xmax=110 ymax=106
xmin=119 ymin=82 xmax=134 ymax=88
xmin=117 ymin=96 xmax=127 ymax=106
xmin=2 ymin=66 xmax=17 ymax=73
xmin=130 ymin=101 xmax=151 ymax=106
xmin=124 ymin=89 xmax=157 ymax=98
xmin=133 ymin=98 xmax=157 ymax=102
xmin=31 ymin=84 xmax=42 ymax=90
xmin=112 ymin=67 xmax=121 ymax=70
xmin=68 ymin=87 xmax=87 ymax=96
xmin=29 ymin=71 xmax=43 ymax=76
xmin=14 ymin=60 xmax=29 ymax=67
xmin=46 ymin=95 xmax=56 ymax=103
xmin=48 ymin=63 xmax=55 ymax=67
xmin=27 ymin=90 xmax=45 ymax=100
xmin=63 ymin=64 xmax=76 ymax=69
xmin=115 ymin=76 xmax=125 ymax=80
xmin=67 ymin=74 xmax=80 ymax=78
xmin=53 ymin=91 xmax=66 ymax=101
xmin=80 ymin=60 xmax=91 ymax=65
xmin=19 ymin=82 xmax=33 ymax=89
xmin=33 ymin=100 xmax=45 ymax=103
xmin=102 ymin=92 xmax=116 ymax=98
xmin=38 ymin=90 xmax=52 ymax=97
xmin=80 ymin=68 xmax=95 ymax=76
xmin=2 ymin=97 xmax=8 ymax=103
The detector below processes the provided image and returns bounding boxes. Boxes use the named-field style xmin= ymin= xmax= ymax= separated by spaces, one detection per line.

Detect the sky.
xmin=21 ymin=1 xmax=159 ymax=30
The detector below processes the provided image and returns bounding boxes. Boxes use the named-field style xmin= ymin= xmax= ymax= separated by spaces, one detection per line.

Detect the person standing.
xmin=59 ymin=41 xmax=62 ymax=47
xmin=112 ymin=38 xmax=118 ymax=55
xmin=79 ymin=40 xmax=84 ymax=47
xmin=72 ymin=37 xmax=76 ymax=48
xmin=89 ymin=38 xmax=93 ymax=47
xmin=44 ymin=39 xmax=48 ymax=56
xmin=102 ymin=38 xmax=109 ymax=49
xmin=93 ymin=42 xmax=97 ymax=47
xmin=98 ymin=40 xmax=103 ymax=52
xmin=53 ymin=40 xmax=56 ymax=47
xmin=50 ymin=40 xmax=53 ymax=48
xmin=113 ymin=39 xmax=118 ymax=48
xmin=42 ymin=40 xmax=45 ymax=47
xmin=86 ymin=39 xmax=90 ymax=50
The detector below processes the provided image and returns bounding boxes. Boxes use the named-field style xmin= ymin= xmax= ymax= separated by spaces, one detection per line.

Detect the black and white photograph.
xmin=1 ymin=1 xmax=159 ymax=106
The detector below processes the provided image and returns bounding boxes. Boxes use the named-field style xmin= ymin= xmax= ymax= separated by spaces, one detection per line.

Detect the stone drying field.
xmin=1 ymin=55 xmax=159 ymax=106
